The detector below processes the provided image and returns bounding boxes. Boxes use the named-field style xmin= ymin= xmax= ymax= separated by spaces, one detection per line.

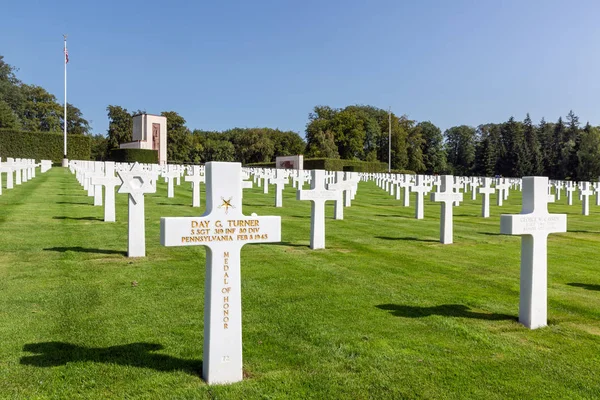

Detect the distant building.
xmin=120 ymin=113 xmax=167 ymax=164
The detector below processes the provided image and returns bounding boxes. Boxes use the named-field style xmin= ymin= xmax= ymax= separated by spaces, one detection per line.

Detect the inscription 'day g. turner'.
xmin=181 ymin=219 xmax=269 ymax=243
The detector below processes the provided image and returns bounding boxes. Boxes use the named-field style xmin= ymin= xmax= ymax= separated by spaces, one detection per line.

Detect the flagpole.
xmin=62 ymin=34 xmax=68 ymax=167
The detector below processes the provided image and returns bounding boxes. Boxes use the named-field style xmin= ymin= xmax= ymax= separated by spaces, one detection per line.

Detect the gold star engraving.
xmin=219 ymin=197 xmax=235 ymax=214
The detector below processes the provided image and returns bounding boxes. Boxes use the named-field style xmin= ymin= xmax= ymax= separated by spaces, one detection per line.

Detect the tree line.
xmin=2 ymin=55 xmax=599 ymax=180
xmin=0 ymin=56 xmax=90 ymax=135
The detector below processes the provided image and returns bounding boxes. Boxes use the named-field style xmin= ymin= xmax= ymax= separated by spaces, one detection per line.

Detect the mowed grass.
xmin=0 ymin=168 xmax=599 ymax=399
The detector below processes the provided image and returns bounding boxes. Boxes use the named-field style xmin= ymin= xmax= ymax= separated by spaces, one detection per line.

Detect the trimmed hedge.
xmin=108 ymin=148 xmax=158 ymax=164
xmin=246 ymin=158 xmax=388 ymax=172
xmin=303 ymin=158 xmax=388 ymax=173
xmin=0 ymin=129 xmax=91 ymax=162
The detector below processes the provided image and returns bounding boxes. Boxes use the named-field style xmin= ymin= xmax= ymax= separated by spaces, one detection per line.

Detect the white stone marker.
xmin=580 ymin=182 xmax=593 ymax=216
xmin=566 ymin=183 xmax=575 ymax=206
xmin=164 ymin=168 xmax=179 ymax=198
xmin=5 ymin=158 xmax=14 ymax=189
xmin=411 ymin=175 xmax=428 ymax=220
xmin=297 ymin=169 xmax=341 ymax=249
xmin=500 ymin=176 xmax=567 ymax=329
xmin=479 ymin=178 xmax=495 ymax=218
xmin=185 ymin=165 xmax=205 ymax=207
xmin=270 ymin=169 xmax=287 ymax=208
xmin=93 ymin=162 xmax=104 ymax=206
xmin=160 ymin=162 xmax=281 ymax=385
xmin=431 ymin=175 xmax=463 ymax=244
xmin=328 ymin=171 xmax=351 ymax=220
xmin=91 ymin=161 xmax=121 ymax=222
xmin=117 ymin=163 xmax=157 ymax=257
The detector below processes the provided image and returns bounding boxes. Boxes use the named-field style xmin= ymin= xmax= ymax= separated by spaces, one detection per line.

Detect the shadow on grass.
xmin=477 ymin=232 xmax=504 ymax=236
xmin=375 ymin=236 xmax=438 ymax=243
xmin=56 ymin=201 xmax=91 ymax=205
xmin=53 ymin=216 xmax=102 ymax=221
xmin=44 ymin=247 xmax=126 ymax=256
xmin=20 ymin=342 xmax=201 ymax=377
xmin=273 ymin=241 xmax=309 ymax=248
xmin=374 ymin=214 xmax=412 ymax=219
xmin=568 ymin=230 xmax=599 ymax=234
xmin=376 ymin=304 xmax=516 ymax=321
xmin=567 ymin=283 xmax=600 ymax=291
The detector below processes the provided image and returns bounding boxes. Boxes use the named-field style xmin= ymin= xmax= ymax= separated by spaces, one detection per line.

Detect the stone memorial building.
xmin=119 ymin=113 xmax=167 ymax=165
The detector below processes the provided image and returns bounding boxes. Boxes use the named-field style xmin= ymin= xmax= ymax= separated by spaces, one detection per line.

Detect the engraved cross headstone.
xmin=184 ymin=165 xmax=205 ymax=207
xmin=117 ymin=162 xmax=157 ymax=257
xmin=270 ymin=169 xmax=288 ymax=208
xmin=160 ymin=162 xmax=281 ymax=385
xmin=297 ymin=169 xmax=341 ymax=249
xmin=431 ymin=175 xmax=463 ymax=244
xmin=410 ymin=175 xmax=428 ymax=220
xmin=580 ymin=181 xmax=593 ymax=216
xmin=500 ymin=176 xmax=567 ymax=329
xmin=479 ymin=177 xmax=495 ymax=218
xmin=91 ymin=161 xmax=121 ymax=222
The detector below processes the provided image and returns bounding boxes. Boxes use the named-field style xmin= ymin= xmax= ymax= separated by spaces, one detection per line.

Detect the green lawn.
xmin=0 ymin=168 xmax=599 ymax=399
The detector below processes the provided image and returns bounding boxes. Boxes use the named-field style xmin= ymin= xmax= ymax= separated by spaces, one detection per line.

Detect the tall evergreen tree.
xmin=523 ymin=114 xmax=543 ymax=175
xmin=563 ymin=110 xmax=581 ymax=179
xmin=577 ymin=123 xmax=600 ymax=181
xmin=444 ymin=125 xmax=476 ymax=176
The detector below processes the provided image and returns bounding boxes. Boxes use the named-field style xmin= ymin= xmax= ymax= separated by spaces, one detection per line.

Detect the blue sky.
xmin=2 ymin=0 xmax=599 ymax=136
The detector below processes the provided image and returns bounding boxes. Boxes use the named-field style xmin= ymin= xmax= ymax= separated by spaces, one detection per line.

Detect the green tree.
xmin=523 ymin=114 xmax=543 ymax=175
xmin=562 ymin=110 xmax=580 ymax=179
xmin=19 ymin=84 xmax=62 ymax=132
xmin=538 ymin=117 xmax=553 ymax=176
xmin=550 ymin=117 xmax=566 ymax=179
xmin=106 ymin=106 xmax=133 ymax=149
xmin=305 ymin=129 xmax=339 ymax=158
xmin=162 ymin=111 xmax=192 ymax=163
xmin=63 ymin=103 xmax=90 ymax=135
xmin=203 ymin=138 xmax=236 ymax=162
xmin=406 ymin=125 xmax=425 ymax=173
xmin=474 ymin=124 xmax=500 ymax=177
xmin=267 ymin=129 xmax=305 ymax=157
xmin=577 ymin=123 xmax=600 ymax=181
xmin=416 ymin=121 xmax=446 ymax=174
xmin=89 ymin=134 xmax=109 ymax=161
xmin=231 ymin=128 xmax=275 ymax=164
xmin=498 ymin=117 xmax=528 ymax=177
xmin=444 ymin=125 xmax=476 ymax=175
xmin=0 ymin=99 xmax=21 ymax=129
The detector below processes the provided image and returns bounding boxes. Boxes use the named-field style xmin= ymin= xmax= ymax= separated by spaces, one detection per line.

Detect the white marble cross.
xmin=117 ymin=163 xmax=157 ymax=257
xmin=160 ymin=162 xmax=281 ymax=385
xmin=411 ymin=175 xmax=428 ymax=219
xmin=270 ymin=169 xmax=288 ymax=208
xmin=92 ymin=161 xmax=104 ymax=206
xmin=185 ymin=165 xmax=205 ymax=207
xmin=580 ymin=182 xmax=593 ymax=216
xmin=4 ymin=158 xmax=14 ymax=189
xmin=398 ymin=176 xmax=411 ymax=207
xmin=163 ymin=168 xmax=179 ymax=198
xmin=566 ymin=183 xmax=576 ymax=206
xmin=496 ymin=179 xmax=508 ymax=206
xmin=328 ymin=171 xmax=353 ymax=219
xmin=91 ymin=161 xmax=121 ymax=222
xmin=479 ymin=178 xmax=495 ymax=218
xmin=431 ymin=175 xmax=464 ymax=244
xmin=297 ymin=169 xmax=342 ymax=249
xmin=500 ymin=176 xmax=567 ymax=329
